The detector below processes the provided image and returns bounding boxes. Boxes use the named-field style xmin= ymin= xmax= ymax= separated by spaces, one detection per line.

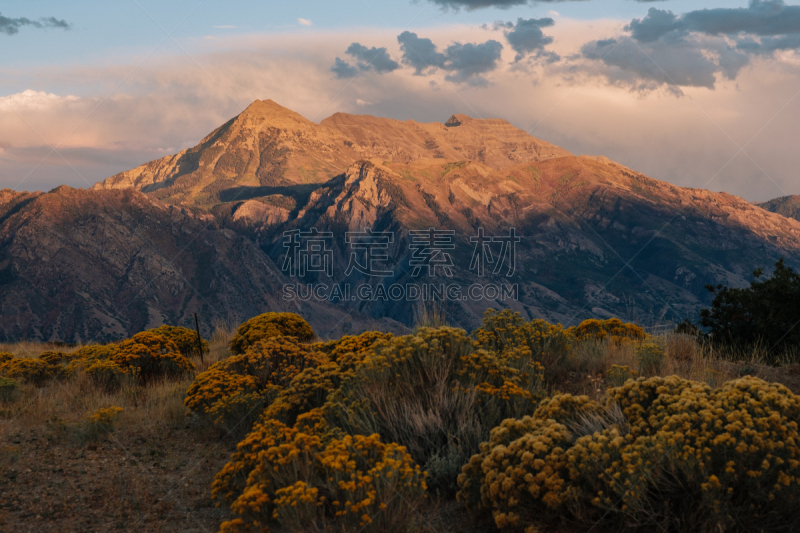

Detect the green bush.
xmin=0 ymin=377 xmax=19 ymax=402
xmin=229 ymin=312 xmax=314 ymax=354
xmin=700 ymin=258 xmax=800 ymax=360
xmin=635 ymin=342 xmax=666 ymax=376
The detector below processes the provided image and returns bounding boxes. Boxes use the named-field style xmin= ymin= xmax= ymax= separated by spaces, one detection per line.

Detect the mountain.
xmin=4 ymin=99 xmax=800 ymax=341
xmin=758 ymin=195 xmax=800 ymax=222
xmin=0 ymin=186 xmax=404 ymax=342
xmin=243 ymin=156 xmax=800 ymax=328
xmin=92 ymin=100 xmax=570 ymax=209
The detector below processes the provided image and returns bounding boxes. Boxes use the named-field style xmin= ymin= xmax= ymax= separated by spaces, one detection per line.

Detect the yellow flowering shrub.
xmin=229 ymin=312 xmax=315 ymax=354
xmin=217 ymin=424 xmax=427 ymax=533
xmin=459 ymin=376 xmax=800 ymax=532
xmin=38 ymin=351 xmax=77 ymax=365
xmin=185 ymin=337 xmax=328 ymax=434
xmin=327 ymin=327 xmax=547 ymax=495
xmin=567 ymin=318 xmax=646 ymax=343
xmin=73 ymin=345 xmax=117 ymax=361
xmin=473 ymin=309 xmax=573 ymax=361
xmin=76 ymin=406 xmax=124 ymax=444
xmin=312 ymin=331 xmax=393 ymax=372
xmin=82 ymin=359 xmax=137 ymax=392
xmin=112 ymin=332 xmax=195 ymax=382
xmin=147 ymin=325 xmax=208 ymax=357
xmin=0 ymin=357 xmax=61 ymax=386
xmin=0 ymin=353 xmax=13 ymax=364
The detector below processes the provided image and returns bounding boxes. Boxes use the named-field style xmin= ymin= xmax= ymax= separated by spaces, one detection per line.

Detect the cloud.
xmin=2 ymin=27 xmax=798 ymax=202
xmin=396 ymin=32 xmax=504 ymax=84
xmin=627 ymin=1 xmax=800 ymax=47
xmin=580 ymin=35 xmax=749 ymax=92
xmin=0 ymin=11 xmax=70 ymax=35
xmin=500 ymin=17 xmax=560 ymax=62
xmin=330 ymin=43 xmax=400 ymax=78
xmin=298 ymin=18 xmax=313 ymax=26
xmin=580 ymin=1 xmax=800 ymax=92
xmin=398 ymin=31 xmax=447 ymax=74
xmin=424 ymin=0 xmax=666 ymax=10
xmin=213 ymin=25 xmax=237 ymax=29
xmin=443 ymin=40 xmax=504 ymax=84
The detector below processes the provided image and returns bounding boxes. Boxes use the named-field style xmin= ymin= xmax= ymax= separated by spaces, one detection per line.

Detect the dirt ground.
xmin=0 ymin=423 xmax=236 ymax=532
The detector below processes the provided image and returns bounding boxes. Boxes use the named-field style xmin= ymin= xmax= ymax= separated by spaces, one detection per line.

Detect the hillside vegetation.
xmin=2 ymin=312 xmax=800 ymax=532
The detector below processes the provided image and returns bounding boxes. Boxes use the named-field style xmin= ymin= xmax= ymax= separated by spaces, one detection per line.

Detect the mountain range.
xmin=2 ymin=99 xmax=799 ymax=342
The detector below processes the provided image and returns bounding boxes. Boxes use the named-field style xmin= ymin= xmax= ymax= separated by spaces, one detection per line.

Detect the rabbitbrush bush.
xmin=229 ymin=312 xmax=315 ymax=354
xmin=457 ymin=375 xmax=800 ymax=533
xmin=147 ymin=324 xmax=209 ymax=357
xmin=112 ymin=331 xmax=195 ymax=383
xmin=75 ymin=406 xmax=124 ymax=444
xmin=185 ymin=336 xmax=328 ymax=434
xmin=215 ymin=410 xmax=427 ymax=533
xmin=327 ymin=326 xmax=546 ymax=495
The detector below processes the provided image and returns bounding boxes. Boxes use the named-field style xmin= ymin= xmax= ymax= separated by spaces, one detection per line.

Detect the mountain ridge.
xmin=3 ymin=99 xmax=800 ymax=341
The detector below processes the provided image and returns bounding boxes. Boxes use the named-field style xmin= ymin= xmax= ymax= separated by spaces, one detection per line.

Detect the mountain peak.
xmin=236 ymin=99 xmax=312 ymax=129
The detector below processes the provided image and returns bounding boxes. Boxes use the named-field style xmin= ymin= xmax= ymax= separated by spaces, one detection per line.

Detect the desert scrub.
xmin=567 ymin=317 xmax=646 ymax=343
xmin=635 ymin=342 xmax=666 ymax=376
xmin=312 ymin=331 xmax=393 ymax=372
xmin=458 ymin=375 xmax=800 ymax=532
xmin=74 ymin=406 xmax=123 ymax=445
xmin=217 ymin=420 xmax=426 ymax=533
xmin=605 ymin=364 xmax=638 ymax=387
xmin=185 ymin=336 xmax=327 ymax=433
xmin=0 ymin=357 xmax=63 ymax=386
xmin=72 ymin=344 xmax=117 ymax=361
xmin=327 ymin=326 xmax=546 ymax=495
xmin=80 ymin=359 xmax=137 ymax=392
xmin=0 ymin=377 xmax=19 ymax=402
xmin=147 ymin=324 xmax=208 ymax=357
xmin=229 ymin=312 xmax=315 ymax=354
xmin=473 ymin=309 xmax=573 ymax=361
xmin=112 ymin=332 xmax=195 ymax=382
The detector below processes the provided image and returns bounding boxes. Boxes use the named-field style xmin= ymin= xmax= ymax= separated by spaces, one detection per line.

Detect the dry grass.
xmin=0 ymin=324 xmax=238 ymax=532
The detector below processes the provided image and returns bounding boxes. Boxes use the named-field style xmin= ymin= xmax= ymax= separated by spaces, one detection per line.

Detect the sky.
xmin=1 ymin=0 xmax=799 ymax=202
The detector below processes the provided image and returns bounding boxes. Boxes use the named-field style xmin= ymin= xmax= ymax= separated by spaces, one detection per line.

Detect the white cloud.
xmin=298 ymin=18 xmax=312 ymax=26
xmin=213 ymin=25 xmax=237 ymax=29
xmin=0 ymin=90 xmax=79 ymax=111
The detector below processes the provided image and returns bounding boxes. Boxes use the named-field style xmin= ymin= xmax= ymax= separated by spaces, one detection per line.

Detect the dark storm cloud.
xmin=0 ymin=12 xmax=70 ymax=35
xmin=330 ymin=43 xmax=401 ymax=79
xmin=500 ymin=17 xmax=560 ymax=62
xmin=395 ymin=32 xmax=503 ymax=85
xmin=425 ymin=0 xmax=664 ymax=10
